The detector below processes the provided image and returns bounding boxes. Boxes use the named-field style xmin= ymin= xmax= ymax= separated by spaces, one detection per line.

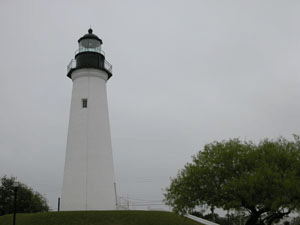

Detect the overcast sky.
xmin=1 ymin=0 xmax=300 ymax=211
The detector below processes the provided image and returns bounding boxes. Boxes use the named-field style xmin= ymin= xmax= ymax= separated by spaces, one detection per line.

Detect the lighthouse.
xmin=61 ymin=29 xmax=116 ymax=211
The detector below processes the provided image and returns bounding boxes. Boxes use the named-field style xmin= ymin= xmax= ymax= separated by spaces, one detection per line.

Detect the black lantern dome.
xmin=67 ymin=29 xmax=112 ymax=80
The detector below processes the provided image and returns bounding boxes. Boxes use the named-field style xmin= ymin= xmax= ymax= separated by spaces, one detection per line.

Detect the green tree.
xmin=0 ymin=176 xmax=49 ymax=216
xmin=164 ymin=136 xmax=300 ymax=225
xmin=291 ymin=216 xmax=300 ymax=225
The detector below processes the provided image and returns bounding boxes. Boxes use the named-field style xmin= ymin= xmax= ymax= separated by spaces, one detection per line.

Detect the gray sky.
xmin=1 ymin=0 xmax=300 ymax=211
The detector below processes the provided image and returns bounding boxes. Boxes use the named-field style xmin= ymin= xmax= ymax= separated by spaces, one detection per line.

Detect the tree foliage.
xmin=0 ymin=176 xmax=49 ymax=216
xmin=291 ymin=216 xmax=300 ymax=225
xmin=164 ymin=136 xmax=300 ymax=225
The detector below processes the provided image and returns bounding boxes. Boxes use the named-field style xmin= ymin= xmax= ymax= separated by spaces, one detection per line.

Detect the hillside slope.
xmin=0 ymin=211 xmax=202 ymax=225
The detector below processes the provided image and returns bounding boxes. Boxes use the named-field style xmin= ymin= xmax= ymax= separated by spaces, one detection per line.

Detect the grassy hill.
xmin=0 ymin=210 xmax=203 ymax=225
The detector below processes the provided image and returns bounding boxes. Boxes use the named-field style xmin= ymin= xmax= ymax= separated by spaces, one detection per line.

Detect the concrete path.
xmin=186 ymin=214 xmax=220 ymax=225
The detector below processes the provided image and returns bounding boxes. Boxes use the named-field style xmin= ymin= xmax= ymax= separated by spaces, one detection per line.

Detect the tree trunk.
xmin=245 ymin=213 xmax=260 ymax=225
xmin=210 ymin=207 xmax=215 ymax=222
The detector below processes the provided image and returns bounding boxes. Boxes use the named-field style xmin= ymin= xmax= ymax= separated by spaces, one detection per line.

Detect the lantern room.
xmin=67 ymin=28 xmax=112 ymax=80
xmin=77 ymin=28 xmax=103 ymax=54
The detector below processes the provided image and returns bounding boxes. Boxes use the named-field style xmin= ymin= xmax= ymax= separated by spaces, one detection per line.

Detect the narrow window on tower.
xmin=82 ymin=98 xmax=88 ymax=108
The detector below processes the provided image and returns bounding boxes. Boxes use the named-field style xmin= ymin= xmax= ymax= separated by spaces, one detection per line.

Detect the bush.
xmin=0 ymin=176 xmax=49 ymax=216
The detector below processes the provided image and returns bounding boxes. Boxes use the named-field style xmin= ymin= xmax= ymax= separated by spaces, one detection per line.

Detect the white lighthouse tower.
xmin=61 ymin=29 xmax=116 ymax=211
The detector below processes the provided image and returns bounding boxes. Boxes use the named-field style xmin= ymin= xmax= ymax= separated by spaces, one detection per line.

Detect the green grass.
xmin=0 ymin=211 xmax=202 ymax=225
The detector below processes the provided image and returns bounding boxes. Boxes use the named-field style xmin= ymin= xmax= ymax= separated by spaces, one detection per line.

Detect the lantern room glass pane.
xmin=78 ymin=39 xmax=102 ymax=54
xmin=79 ymin=39 xmax=101 ymax=49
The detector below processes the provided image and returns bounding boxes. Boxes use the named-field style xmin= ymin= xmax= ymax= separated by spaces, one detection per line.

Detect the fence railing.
xmin=67 ymin=59 xmax=76 ymax=73
xmin=104 ymin=60 xmax=112 ymax=73
xmin=67 ymin=59 xmax=112 ymax=74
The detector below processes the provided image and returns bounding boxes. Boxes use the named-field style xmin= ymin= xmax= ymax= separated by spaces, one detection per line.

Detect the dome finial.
xmin=88 ymin=27 xmax=93 ymax=34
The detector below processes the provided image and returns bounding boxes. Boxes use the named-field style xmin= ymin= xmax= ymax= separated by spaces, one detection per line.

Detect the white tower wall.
xmin=61 ymin=68 xmax=116 ymax=210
